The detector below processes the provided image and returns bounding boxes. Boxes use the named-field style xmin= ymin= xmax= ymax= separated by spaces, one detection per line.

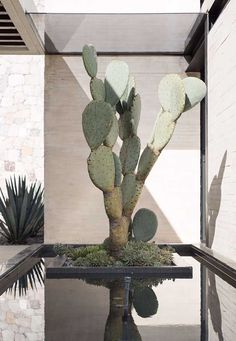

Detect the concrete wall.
xmin=0 ymin=55 xmax=44 ymax=187
xmin=207 ymin=0 xmax=236 ymax=260
xmin=44 ymin=55 xmax=200 ymax=244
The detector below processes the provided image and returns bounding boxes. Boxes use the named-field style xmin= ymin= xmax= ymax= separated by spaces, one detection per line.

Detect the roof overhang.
xmin=0 ymin=0 xmax=43 ymax=54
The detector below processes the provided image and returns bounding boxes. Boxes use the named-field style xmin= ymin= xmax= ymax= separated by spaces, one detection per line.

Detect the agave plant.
xmin=0 ymin=176 xmax=44 ymax=244
xmin=6 ymin=259 xmax=44 ymax=297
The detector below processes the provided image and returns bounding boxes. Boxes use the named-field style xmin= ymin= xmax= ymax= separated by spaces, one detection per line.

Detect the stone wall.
xmin=0 ymin=287 xmax=44 ymax=341
xmin=207 ymin=0 xmax=236 ymax=260
xmin=0 ymin=55 xmax=44 ymax=188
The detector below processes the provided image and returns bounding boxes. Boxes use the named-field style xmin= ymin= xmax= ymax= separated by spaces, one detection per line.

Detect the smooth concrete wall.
xmin=207 ymin=0 xmax=236 ymax=260
xmin=44 ymin=55 xmax=200 ymax=244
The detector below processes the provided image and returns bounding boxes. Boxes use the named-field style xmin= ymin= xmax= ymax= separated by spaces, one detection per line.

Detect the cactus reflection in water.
xmin=84 ymin=276 xmax=171 ymax=341
xmin=82 ymin=44 xmax=207 ymax=256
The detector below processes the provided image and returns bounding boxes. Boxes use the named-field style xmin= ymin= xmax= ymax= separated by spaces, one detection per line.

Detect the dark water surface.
xmin=0 ymin=257 xmax=235 ymax=341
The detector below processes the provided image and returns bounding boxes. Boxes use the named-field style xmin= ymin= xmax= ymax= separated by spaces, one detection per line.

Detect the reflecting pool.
xmin=0 ymin=257 xmax=235 ymax=340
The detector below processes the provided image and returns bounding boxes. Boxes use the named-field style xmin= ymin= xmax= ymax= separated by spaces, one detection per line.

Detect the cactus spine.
xmin=82 ymin=45 xmax=206 ymax=256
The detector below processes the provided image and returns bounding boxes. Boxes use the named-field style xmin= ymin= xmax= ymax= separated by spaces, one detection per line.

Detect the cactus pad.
xmin=104 ymin=113 xmax=119 ymax=148
xmin=113 ymin=152 xmax=122 ymax=186
xmin=120 ymin=135 xmax=141 ymax=175
xmin=121 ymin=174 xmax=137 ymax=209
xmin=130 ymin=94 xmax=141 ymax=135
xmin=104 ymin=187 xmax=122 ymax=219
xmin=82 ymin=45 xmax=97 ymax=78
xmin=132 ymin=208 xmax=157 ymax=242
xmin=90 ymin=78 xmax=105 ymax=101
xmin=82 ymin=101 xmax=113 ymax=150
xmin=183 ymin=77 xmax=207 ymax=112
xmin=120 ymin=75 xmax=136 ymax=111
xmin=105 ymin=60 xmax=129 ymax=106
xmin=122 ymin=179 xmax=143 ymax=216
xmin=133 ymin=287 xmax=158 ymax=318
xmin=137 ymin=145 xmax=159 ymax=181
xmin=87 ymin=146 xmax=115 ymax=192
xmin=158 ymin=74 xmax=185 ymax=120
xmin=118 ymin=111 xmax=132 ymax=140
xmin=150 ymin=111 xmax=175 ymax=152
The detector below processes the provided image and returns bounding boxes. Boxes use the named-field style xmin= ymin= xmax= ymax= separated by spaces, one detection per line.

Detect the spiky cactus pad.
xmin=87 ymin=146 xmax=115 ymax=192
xmin=82 ymin=101 xmax=113 ymax=150
xmin=132 ymin=208 xmax=158 ymax=242
xmin=82 ymin=44 xmax=97 ymax=78
xmin=105 ymin=60 xmax=129 ymax=106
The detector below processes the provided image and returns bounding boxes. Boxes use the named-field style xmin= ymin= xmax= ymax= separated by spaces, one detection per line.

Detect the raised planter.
xmin=45 ymin=244 xmax=193 ymax=279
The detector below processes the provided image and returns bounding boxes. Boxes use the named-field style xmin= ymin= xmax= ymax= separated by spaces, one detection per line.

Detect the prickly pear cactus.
xmin=81 ymin=44 xmax=207 ymax=256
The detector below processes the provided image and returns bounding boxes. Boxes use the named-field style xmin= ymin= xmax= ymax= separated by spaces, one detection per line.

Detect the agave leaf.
xmin=6 ymin=259 xmax=44 ymax=297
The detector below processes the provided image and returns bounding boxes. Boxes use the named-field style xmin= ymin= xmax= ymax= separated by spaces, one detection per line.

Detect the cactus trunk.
xmin=109 ymin=216 xmax=130 ymax=256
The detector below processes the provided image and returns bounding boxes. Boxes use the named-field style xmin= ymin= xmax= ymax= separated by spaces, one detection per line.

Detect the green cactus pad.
xmin=82 ymin=44 xmax=97 ymax=78
xmin=137 ymin=145 xmax=159 ymax=181
xmin=133 ymin=287 xmax=159 ymax=318
xmin=122 ymin=179 xmax=143 ymax=216
xmin=90 ymin=78 xmax=105 ymax=101
xmin=183 ymin=77 xmax=207 ymax=112
xmin=120 ymin=135 xmax=141 ymax=175
xmin=121 ymin=174 xmax=137 ymax=209
xmin=104 ymin=187 xmax=122 ymax=219
xmin=150 ymin=111 xmax=175 ymax=152
xmin=158 ymin=74 xmax=185 ymax=120
xmin=104 ymin=114 xmax=119 ymax=148
xmin=120 ymin=75 xmax=136 ymax=111
xmin=112 ymin=152 xmax=122 ymax=186
xmin=82 ymin=100 xmax=113 ymax=150
xmin=118 ymin=111 xmax=132 ymax=140
xmin=87 ymin=146 xmax=115 ymax=192
xmin=105 ymin=60 xmax=129 ymax=106
xmin=132 ymin=208 xmax=158 ymax=242
xmin=130 ymin=94 xmax=141 ymax=135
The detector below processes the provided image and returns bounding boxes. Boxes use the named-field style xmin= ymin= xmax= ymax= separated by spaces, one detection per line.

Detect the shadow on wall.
xmin=207 ymin=150 xmax=227 ymax=248
xmin=207 ymin=151 xmax=227 ymax=341
xmin=44 ymin=54 xmax=180 ymax=243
